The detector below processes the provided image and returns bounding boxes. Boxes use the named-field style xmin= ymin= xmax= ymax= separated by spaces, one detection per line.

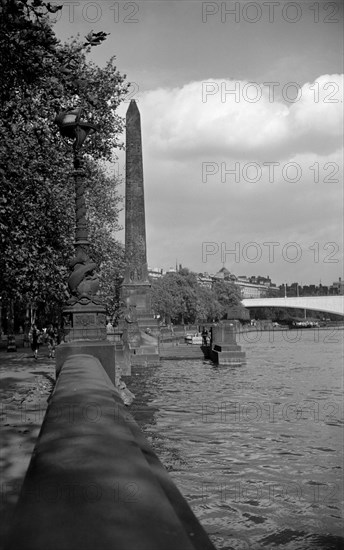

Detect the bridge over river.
xmin=242 ymin=295 xmax=344 ymax=316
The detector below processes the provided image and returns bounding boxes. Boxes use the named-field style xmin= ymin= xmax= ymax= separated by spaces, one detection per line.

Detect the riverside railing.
xmin=5 ymin=353 xmax=216 ymax=550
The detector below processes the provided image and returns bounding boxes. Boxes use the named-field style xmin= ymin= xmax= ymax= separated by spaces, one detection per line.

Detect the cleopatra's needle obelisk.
xmin=121 ymin=101 xmax=159 ymax=359
xmin=124 ymin=99 xmax=148 ymax=283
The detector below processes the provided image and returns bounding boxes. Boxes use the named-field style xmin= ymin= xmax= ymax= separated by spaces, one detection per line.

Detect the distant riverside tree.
xmin=151 ymin=270 xmax=244 ymax=324
xmin=212 ymin=280 xmax=242 ymax=316
xmin=0 ymin=0 xmax=129 ymax=327
xmin=195 ymin=286 xmax=222 ymax=323
xmin=151 ymin=269 xmax=197 ymax=325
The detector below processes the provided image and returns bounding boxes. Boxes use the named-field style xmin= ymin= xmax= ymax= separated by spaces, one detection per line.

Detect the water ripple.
xmin=127 ymin=330 xmax=343 ymax=550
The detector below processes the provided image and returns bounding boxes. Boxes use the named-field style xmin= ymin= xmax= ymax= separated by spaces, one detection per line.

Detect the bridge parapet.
xmin=5 ymin=354 xmax=216 ymax=550
xmin=242 ymin=296 xmax=344 ymax=316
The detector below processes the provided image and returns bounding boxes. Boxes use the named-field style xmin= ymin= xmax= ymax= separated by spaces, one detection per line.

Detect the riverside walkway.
xmin=0 ymin=345 xmax=55 ymax=549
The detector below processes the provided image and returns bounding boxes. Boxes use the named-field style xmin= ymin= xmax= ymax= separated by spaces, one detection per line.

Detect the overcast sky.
xmin=52 ymin=0 xmax=343 ymax=286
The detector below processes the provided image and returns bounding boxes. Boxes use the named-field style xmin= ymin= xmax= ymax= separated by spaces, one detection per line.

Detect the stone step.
xmin=210 ymin=348 xmax=246 ymax=366
xmin=213 ymin=344 xmax=242 ymax=352
xmin=214 ymin=350 xmax=246 ymax=358
xmin=131 ymin=353 xmax=161 ymax=366
xmin=133 ymin=346 xmax=159 ymax=355
xmin=160 ymin=344 xmax=205 ymax=360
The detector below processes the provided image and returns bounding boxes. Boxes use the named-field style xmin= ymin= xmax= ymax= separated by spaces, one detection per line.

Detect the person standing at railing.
xmin=202 ymin=327 xmax=209 ymax=346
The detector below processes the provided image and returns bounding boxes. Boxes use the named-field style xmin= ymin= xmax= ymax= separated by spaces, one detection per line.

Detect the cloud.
xmin=140 ymin=149 xmax=343 ymax=283
xmin=140 ymin=74 xmax=343 ymax=161
xmin=118 ymin=75 xmax=343 ymax=284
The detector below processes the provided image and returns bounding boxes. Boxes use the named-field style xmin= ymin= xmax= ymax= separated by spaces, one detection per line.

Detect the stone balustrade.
xmin=5 ymin=353 xmax=216 ymax=550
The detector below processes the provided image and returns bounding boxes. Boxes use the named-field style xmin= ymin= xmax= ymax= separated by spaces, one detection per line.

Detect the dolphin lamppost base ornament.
xmin=54 ymin=108 xmax=106 ymax=341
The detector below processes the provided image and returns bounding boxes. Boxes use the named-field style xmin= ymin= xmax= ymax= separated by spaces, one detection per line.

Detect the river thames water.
xmin=126 ymin=328 xmax=343 ymax=550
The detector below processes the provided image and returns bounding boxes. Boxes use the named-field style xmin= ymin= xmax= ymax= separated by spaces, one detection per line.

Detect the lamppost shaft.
xmin=73 ymin=153 xmax=89 ymax=251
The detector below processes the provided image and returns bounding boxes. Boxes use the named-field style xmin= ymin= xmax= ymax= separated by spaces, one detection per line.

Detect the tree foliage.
xmin=212 ymin=280 xmax=242 ymax=310
xmin=0 ymin=0 xmax=128 ymax=326
xmin=151 ymin=269 xmax=244 ymax=324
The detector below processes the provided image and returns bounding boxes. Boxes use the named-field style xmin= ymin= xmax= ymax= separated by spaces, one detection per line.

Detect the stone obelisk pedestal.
xmin=119 ymin=100 xmax=160 ymax=366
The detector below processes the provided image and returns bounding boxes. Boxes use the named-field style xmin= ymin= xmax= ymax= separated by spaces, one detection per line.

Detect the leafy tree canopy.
xmin=151 ymin=270 xmax=244 ymax=325
xmin=0 ymin=0 xmax=128 ymax=325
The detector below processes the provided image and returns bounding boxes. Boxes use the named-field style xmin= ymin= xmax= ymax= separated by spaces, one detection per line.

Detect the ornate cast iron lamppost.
xmin=54 ymin=108 xmax=107 ymax=342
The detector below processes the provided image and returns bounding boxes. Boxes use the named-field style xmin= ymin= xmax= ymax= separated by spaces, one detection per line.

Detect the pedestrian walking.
xmin=46 ymin=324 xmax=58 ymax=359
xmin=29 ymin=324 xmax=41 ymax=360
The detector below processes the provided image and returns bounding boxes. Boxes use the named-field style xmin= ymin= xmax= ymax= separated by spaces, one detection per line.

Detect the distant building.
xmin=212 ymin=268 xmax=279 ymax=298
xmin=149 ymin=264 xmax=341 ymax=298
xmin=148 ymin=267 xmax=164 ymax=280
xmin=213 ymin=267 xmax=237 ymax=283
xmin=197 ymin=272 xmax=213 ymax=288
xmin=237 ymin=282 xmax=268 ymax=299
xmin=148 ymin=264 xmax=182 ymax=279
xmin=279 ymin=279 xmax=344 ymax=297
xmin=332 ymin=277 xmax=344 ymax=295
